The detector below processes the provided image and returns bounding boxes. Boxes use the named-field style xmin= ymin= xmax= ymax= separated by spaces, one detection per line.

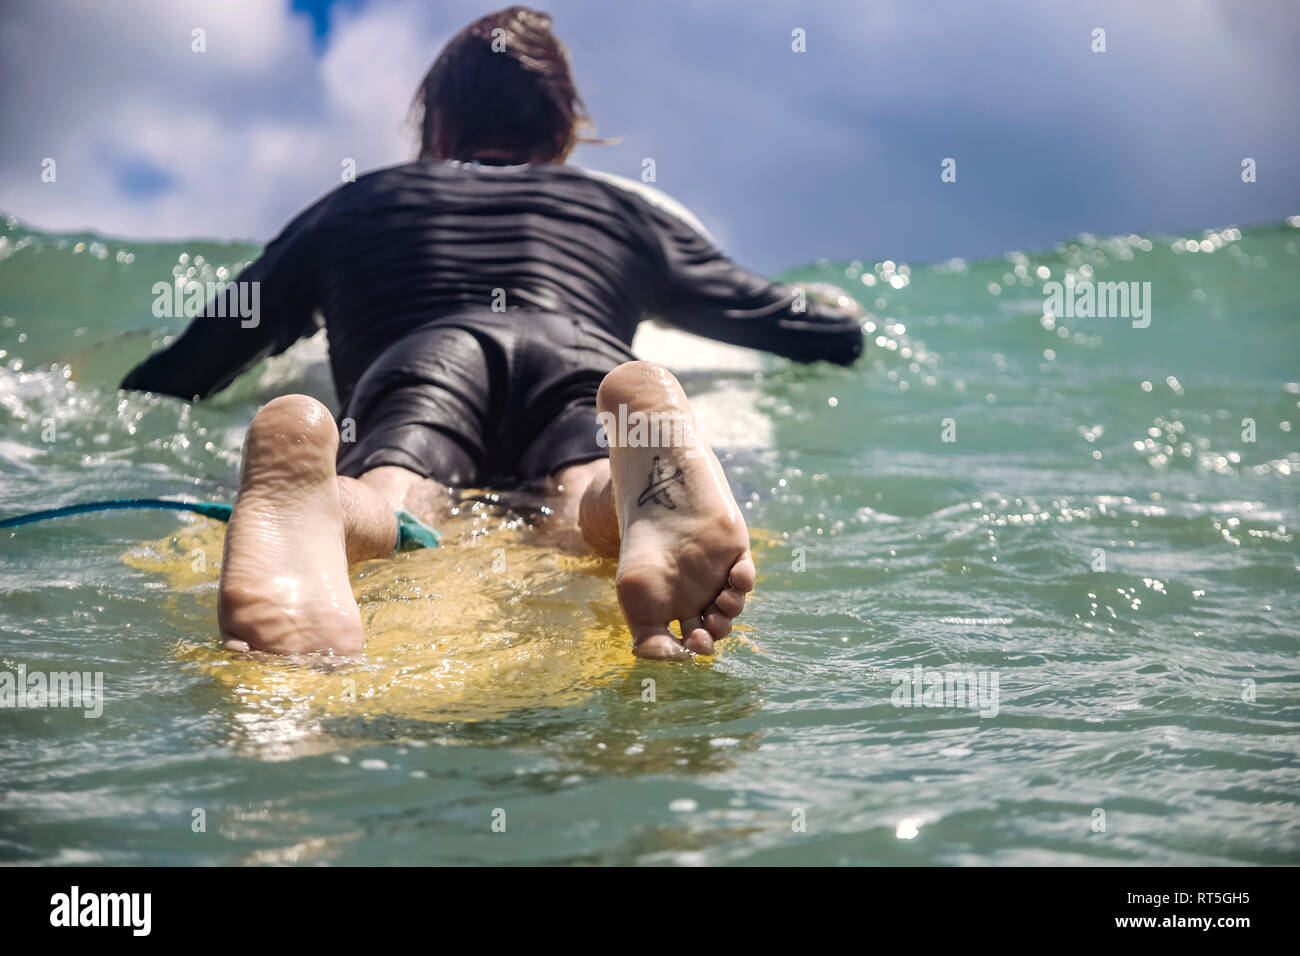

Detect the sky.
xmin=0 ymin=0 xmax=1296 ymax=273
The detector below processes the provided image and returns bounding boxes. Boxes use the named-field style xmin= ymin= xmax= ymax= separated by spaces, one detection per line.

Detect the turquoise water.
xmin=1 ymin=212 xmax=1298 ymax=865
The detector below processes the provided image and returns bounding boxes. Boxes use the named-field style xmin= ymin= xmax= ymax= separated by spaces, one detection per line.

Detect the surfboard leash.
xmin=0 ymin=498 xmax=439 ymax=550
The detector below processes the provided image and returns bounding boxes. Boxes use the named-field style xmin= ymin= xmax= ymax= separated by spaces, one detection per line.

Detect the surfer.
xmin=120 ymin=6 xmax=863 ymax=661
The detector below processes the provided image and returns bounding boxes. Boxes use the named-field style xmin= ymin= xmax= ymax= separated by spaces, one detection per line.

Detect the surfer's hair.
xmin=413 ymin=6 xmax=599 ymax=164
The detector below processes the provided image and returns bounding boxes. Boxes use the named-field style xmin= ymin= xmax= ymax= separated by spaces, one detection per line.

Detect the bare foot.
xmin=599 ymin=362 xmax=756 ymax=660
xmin=218 ymin=395 xmax=365 ymax=657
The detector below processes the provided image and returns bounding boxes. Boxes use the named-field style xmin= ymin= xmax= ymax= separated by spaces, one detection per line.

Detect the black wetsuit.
xmin=121 ymin=159 xmax=863 ymax=486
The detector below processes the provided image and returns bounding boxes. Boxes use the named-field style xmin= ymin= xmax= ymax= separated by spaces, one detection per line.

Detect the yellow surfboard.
xmin=123 ymin=509 xmax=771 ymax=737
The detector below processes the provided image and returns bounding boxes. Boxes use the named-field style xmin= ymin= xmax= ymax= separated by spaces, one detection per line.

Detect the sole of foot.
xmin=600 ymin=362 xmax=756 ymax=661
xmin=217 ymin=395 xmax=366 ymax=658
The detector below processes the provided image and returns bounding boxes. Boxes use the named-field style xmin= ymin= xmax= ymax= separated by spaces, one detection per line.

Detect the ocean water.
xmin=1 ymin=212 xmax=1298 ymax=865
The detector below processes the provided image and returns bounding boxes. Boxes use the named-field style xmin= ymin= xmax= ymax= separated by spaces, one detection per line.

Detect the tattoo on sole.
xmin=637 ymin=455 xmax=686 ymax=509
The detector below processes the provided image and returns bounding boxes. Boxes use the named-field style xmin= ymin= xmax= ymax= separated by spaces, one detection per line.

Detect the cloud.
xmin=1 ymin=0 xmax=1297 ymax=271
xmin=0 ymin=0 xmax=436 ymax=241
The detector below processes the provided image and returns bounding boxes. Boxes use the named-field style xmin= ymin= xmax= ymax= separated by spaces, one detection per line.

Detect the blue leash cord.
xmin=0 ymin=498 xmax=234 ymax=528
xmin=0 ymin=498 xmax=439 ymax=550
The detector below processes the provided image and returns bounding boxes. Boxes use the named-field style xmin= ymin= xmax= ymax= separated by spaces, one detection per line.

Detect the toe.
xmin=681 ymin=615 xmax=714 ymax=655
xmin=681 ymin=616 xmax=712 ymax=655
xmin=703 ymin=607 xmax=732 ymax=639
xmin=714 ymin=587 xmax=746 ymax=618
xmin=729 ymin=551 xmax=757 ymax=593
xmin=682 ymin=621 xmax=715 ymax=656
xmin=630 ymin=624 xmax=689 ymax=661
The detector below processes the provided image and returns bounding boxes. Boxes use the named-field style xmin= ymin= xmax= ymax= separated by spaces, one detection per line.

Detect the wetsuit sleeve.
xmin=119 ymin=196 xmax=333 ymax=400
xmin=640 ymin=201 xmax=864 ymax=366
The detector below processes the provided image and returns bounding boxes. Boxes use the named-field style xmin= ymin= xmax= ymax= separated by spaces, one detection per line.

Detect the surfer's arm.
xmin=119 ymin=200 xmax=329 ymax=400
xmin=640 ymin=201 xmax=864 ymax=366
xmin=656 ymin=259 xmax=864 ymax=365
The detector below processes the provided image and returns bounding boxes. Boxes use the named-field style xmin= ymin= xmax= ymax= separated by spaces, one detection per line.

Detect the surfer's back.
xmin=318 ymin=159 xmax=664 ymax=363
xmin=120 ymin=157 xmax=862 ymax=404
